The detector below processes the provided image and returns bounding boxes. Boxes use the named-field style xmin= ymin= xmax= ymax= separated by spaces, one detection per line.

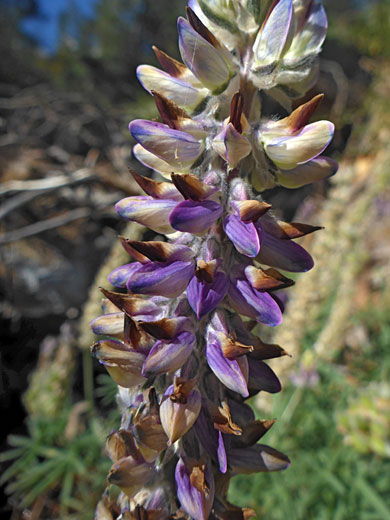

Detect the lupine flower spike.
xmin=91 ymin=1 xmax=337 ymax=518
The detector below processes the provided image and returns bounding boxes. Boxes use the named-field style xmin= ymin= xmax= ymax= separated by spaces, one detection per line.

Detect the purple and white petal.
xmin=127 ymin=261 xmax=194 ymax=298
xmin=136 ymin=65 xmax=208 ymax=109
xmin=277 ymin=155 xmax=338 ymax=188
xmin=212 ymin=123 xmax=252 ymax=168
xmin=169 ymin=200 xmax=223 ymax=234
xmin=228 ymin=278 xmax=283 ymax=326
xmin=129 ymin=120 xmax=204 ymax=170
xmin=90 ymin=312 xmax=124 ymax=337
xmin=133 ymin=144 xmax=179 ymax=178
xmin=108 ymin=262 xmax=143 ymax=288
xmin=175 ymin=458 xmax=215 ymax=520
xmin=115 ymin=196 xmax=177 ymax=234
xmin=253 ymin=0 xmax=294 ymax=69
xmin=206 ymin=337 xmax=249 ymax=397
xmin=217 ymin=431 xmax=228 ymax=474
xmin=257 ymin=231 xmax=314 ymax=272
xmin=178 ymin=17 xmax=232 ymax=92
xmin=264 ymin=121 xmax=335 ymax=170
xmin=187 ymin=271 xmax=228 ymax=319
xmin=286 ymin=0 xmax=328 ymax=61
xmin=142 ymin=331 xmax=196 ymax=376
xmin=223 ymin=214 xmax=261 ymax=257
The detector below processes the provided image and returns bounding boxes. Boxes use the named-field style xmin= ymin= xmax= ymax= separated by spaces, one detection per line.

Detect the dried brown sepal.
xmin=153 ymin=46 xmax=188 ymax=78
xmin=171 ymin=173 xmax=212 ymax=201
xmin=229 ymin=92 xmax=244 ymax=133
xmin=238 ymin=419 xmax=276 ymax=447
xmin=189 ymin=463 xmax=210 ymax=496
xmin=133 ymin=415 xmax=168 ymax=453
xmin=249 ymin=338 xmax=289 ymax=360
xmin=284 ymin=93 xmax=324 ymax=133
xmin=245 ymin=266 xmax=294 ymax=291
xmin=126 ymin=241 xmax=184 ymax=262
xmin=138 ymin=317 xmax=184 ymax=340
xmin=106 ymin=429 xmax=140 ymax=462
xmin=152 ymin=91 xmax=191 ymax=130
xmin=119 ymin=236 xmax=149 ymax=263
xmin=186 ymin=6 xmax=222 ymax=50
xmin=219 ymin=333 xmax=254 ymax=360
xmin=170 ymin=376 xmax=197 ymax=404
xmin=236 ymin=200 xmax=272 ymax=222
xmin=195 ymin=259 xmax=218 ymax=283
xmin=276 ymin=220 xmax=324 ymax=239
xmin=211 ymin=401 xmax=242 ymax=436
xmin=129 ymin=169 xmax=176 ymax=199
xmin=99 ymin=288 xmax=146 ymax=316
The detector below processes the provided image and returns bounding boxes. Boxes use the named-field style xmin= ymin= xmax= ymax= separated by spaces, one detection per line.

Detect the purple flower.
xmin=187 ymin=262 xmax=228 ymax=318
xmin=175 ymin=457 xmax=215 ymax=520
xmin=228 ymin=265 xmax=283 ymax=326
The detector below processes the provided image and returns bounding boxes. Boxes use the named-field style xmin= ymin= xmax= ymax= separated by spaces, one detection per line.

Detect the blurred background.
xmin=0 ymin=0 xmax=389 ymax=518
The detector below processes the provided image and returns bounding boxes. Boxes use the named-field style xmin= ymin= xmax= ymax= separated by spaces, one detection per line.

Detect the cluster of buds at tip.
xmin=91 ymin=1 xmax=337 ymax=518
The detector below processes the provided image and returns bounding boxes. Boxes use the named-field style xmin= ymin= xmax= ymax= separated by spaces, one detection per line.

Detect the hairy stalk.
xmin=91 ymin=1 xmax=337 ymax=518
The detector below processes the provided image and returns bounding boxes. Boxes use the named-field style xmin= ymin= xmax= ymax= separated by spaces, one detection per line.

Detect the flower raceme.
xmin=91 ymin=1 xmax=337 ymax=518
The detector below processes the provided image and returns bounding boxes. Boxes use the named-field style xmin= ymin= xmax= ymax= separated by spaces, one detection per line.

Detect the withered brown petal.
xmin=99 ymin=288 xmax=144 ymax=316
xmin=238 ymin=419 xmax=276 ymax=446
xmin=125 ymin=240 xmax=177 ymax=262
xmin=186 ymin=6 xmax=221 ymax=49
xmin=139 ymin=317 xmax=183 ymax=340
xmin=237 ymin=200 xmax=272 ymax=222
xmin=170 ymin=376 xmax=197 ymax=403
xmin=190 ymin=464 xmax=210 ymax=495
xmin=106 ymin=429 xmax=140 ymax=462
xmin=194 ymin=259 xmax=217 ymax=283
xmin=119 ymin=236 xmax=149 ymax=263
xmin=212 ymin=401 xmax=242 ymax=436
xmin=276 ymin=220 xmax=324 ymax=239
xmin=152 ymin=91 xmax=191 ymax=130
xmin=134 ymin=415 xmax=168 ymax=452
xmin=219 ymin=334 xmax=254 ymax=360
xmin=249 ymin=338 xmax=289 ymax=360
xmin=129 ymin=169 xmax=175 ymax=199
xmin=284 ymin=93 xmax=324 ymax=133
xmin=152 ymin=45 xmax=188 ymax=78
xmin=245 ymin=266 xmax=294 ymax=291
xmin=229 ymin=92 xmax=244 ymax=133
xmin=171 ymin=173 xmax=211 ymax=201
